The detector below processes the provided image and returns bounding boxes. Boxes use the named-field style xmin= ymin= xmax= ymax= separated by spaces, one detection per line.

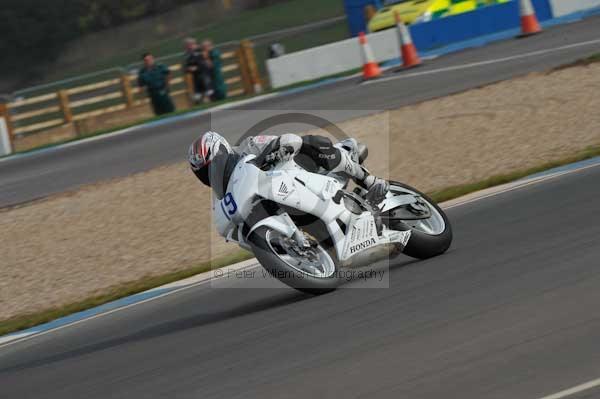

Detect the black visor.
xmin=193 ymin=164 xmax=211 ymax=186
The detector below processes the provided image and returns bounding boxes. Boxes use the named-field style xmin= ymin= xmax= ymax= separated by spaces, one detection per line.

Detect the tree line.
xmin=1 ymin=0 xmax=204 ymax=90
xmin=1 ymin=0 xmax=285 ymax=92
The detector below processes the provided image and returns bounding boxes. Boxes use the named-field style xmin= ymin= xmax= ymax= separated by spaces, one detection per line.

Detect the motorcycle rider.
xmin=188 ymin=131 xmax=389 ymax=204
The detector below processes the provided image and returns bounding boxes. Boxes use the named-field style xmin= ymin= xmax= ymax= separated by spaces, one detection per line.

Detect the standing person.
xmin=138 ymin=52 xmax=175 ymax=116
xmin=202 ymin=40 xmax=227 ymax=101
xmin=183 ymin=38 xmax=212 ymax=103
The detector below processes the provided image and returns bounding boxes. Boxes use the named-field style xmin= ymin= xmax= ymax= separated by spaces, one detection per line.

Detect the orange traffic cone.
xmin=395 ymin=11 xmax=421 ymax=69
xmin=359 ymin=32 xmax=382 ymax=80
xmin=518 ymin=0 xmax=542 ymax=37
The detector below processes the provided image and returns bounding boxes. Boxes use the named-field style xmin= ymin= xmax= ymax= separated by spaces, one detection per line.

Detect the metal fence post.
xmin=57 ymin=90 xmax=73 ymax=124
xmin=120 ymin=74 xmax=135 ymax=108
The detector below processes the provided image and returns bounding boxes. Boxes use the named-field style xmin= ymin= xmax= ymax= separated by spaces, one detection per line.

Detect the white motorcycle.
xmin=210 ymin=145 xmax=452 ymax=294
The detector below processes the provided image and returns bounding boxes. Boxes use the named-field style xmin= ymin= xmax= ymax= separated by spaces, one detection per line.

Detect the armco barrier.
xmin=549 ymin=0 xmax=600 ymax=16
xmin=268 ymin=0 xmax=554 ymax=89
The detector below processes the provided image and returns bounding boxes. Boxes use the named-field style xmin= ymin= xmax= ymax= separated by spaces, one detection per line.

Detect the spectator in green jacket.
xmin=138 ymin=52 xmax=175 ymax=116
xmin=202 ymin=40 xmax=227 ymax=101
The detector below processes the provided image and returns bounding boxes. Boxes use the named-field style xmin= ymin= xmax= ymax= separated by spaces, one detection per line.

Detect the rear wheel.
xmin=248 ymin=227 xmax=341 ymax=294
xmin=383 ymin=181 xmax=452 ymax=259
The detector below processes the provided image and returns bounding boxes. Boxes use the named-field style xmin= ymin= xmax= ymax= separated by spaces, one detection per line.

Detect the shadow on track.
xmin=0 ymin=256 xmax=437 ymax=374
xmin=0 ymin=291 xmax=309 ymax=374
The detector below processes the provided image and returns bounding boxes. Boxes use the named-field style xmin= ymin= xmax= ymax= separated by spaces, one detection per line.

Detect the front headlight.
xmin=414 ymin=11 xmax=432 ymax=24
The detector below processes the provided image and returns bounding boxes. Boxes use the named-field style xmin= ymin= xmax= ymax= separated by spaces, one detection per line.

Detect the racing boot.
xmin=329 ymin=145 xmax=389 ymax=206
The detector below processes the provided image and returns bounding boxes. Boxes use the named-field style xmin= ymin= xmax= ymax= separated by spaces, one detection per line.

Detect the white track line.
xmin=364 ymin=37 xmax=600 ymax=85
xmin=536 ymin=378 xmax=600 ymax=399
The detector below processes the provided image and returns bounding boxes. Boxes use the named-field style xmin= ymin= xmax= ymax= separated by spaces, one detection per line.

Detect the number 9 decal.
xmin=221 ymin=192 xmax=237 ymax=220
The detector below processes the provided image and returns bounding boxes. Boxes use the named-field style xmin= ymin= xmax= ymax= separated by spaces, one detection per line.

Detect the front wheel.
xmin=248 ymin=227 xmax=341 ymax=294
xmin=384 ymin=181 xmax=453 ymax=259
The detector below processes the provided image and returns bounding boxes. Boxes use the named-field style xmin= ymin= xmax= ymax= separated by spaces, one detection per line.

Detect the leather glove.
xmin=365 ymin=177 xmax=389 ymax=206
xmin=264 ymin=139 xmax=295 ymax=164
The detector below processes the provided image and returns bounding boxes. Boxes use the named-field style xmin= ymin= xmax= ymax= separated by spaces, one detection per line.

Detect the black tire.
xmin=248 ymin=226 xmax=341 ymax=295
xmin=387 ymin=181 xmax=453 ymax=259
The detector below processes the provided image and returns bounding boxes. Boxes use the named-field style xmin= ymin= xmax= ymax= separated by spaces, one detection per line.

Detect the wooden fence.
xmin=0 ymin=40 xmax=262 ymax=149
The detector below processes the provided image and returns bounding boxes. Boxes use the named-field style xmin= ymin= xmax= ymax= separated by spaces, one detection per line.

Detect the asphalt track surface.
xmin=2 ymin=157 xmax=600 ymax=398
xmin=1 ymin=16 xmax=600 ymax=208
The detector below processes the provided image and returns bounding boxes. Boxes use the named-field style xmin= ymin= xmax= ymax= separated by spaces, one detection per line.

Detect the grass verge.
xmin=0 ymin=251 xmax=252 ymax=337
xmin=3 ymin=143 xmax=600 ymax=337
xmin=550 ymin=52 xmax=600 ymax=72
xmin=428 ymin=144 xmax=600 ymax=203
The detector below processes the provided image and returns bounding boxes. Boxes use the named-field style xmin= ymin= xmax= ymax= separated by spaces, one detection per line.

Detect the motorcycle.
xmin=209 ymin=142 xmax=452 ymax=294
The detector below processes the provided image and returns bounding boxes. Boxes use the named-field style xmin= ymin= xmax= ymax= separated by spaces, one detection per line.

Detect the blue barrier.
xmin=344 ymin=0 xmax=378 ymax=37
xmin=410 ymin=0 xmax=553 ymax=51
xmin=344 ymin=0 xmax=554 ymax=39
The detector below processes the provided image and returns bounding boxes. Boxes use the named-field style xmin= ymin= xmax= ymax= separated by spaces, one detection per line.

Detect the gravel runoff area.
xmin=2 ymin=63 xmax=600 ymax=322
